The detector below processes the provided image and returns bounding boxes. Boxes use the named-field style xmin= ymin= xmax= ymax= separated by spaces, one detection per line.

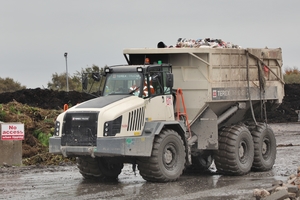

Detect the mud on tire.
xmin=214 ymin=125 xmax=254 ymax=175
xmin=77 ymin=157 xmax=123 ymax=180
xmin=250 ymin=123 xmax=276 ymax=171
xmin=137 ymin=129 xmax=186 ymax=182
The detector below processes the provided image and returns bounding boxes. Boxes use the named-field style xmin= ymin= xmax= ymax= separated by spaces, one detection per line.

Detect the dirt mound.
xmin=0 ymin=85 xmax=299 ymax=166
xmin=0 ymin=88 xmax=93 ymax=110
xmin=0 ymin=89 xmax=94 ymax=166
xmin=266 ymin=84 xmax=300 ymax=123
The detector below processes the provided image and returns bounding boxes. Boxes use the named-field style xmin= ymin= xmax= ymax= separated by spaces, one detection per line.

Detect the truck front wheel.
xmin=251 ymin=123 xmax=276 ymax=171
xmin=77 ymin=157 xmax=123 ymax=180
xmin=214 ymin=125 xmax=254 ymax=175
xmin=138 ymin=129 xmax=186 ymax=182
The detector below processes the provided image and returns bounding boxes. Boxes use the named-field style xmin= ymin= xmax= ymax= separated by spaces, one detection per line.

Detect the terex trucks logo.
xmin=212 ymin=89 xmax=230 ymax=98
xmin=212 ymin=88 xmax=248 ymax=100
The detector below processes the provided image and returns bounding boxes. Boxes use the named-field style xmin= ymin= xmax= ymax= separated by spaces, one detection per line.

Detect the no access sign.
xmin=1 ymin=123 xmax=24 ymax=140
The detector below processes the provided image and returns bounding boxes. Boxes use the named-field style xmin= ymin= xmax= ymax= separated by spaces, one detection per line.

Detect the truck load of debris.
xmin=158 ymin=38 xmax=241 ymax=48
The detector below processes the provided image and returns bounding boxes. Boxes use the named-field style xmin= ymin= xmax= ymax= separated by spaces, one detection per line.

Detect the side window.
xmin=162 ymin=77 xmax=171 ymax=94
xmin=162 ymin=67 xmax=171 ymax=94
xmin=146 ymin=66 xmax=172 ymax=96
xmin=150 ymin=72 xmax=163 ymax=95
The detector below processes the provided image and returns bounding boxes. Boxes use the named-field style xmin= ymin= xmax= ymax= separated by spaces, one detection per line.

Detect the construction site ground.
xmin=0 ymin=123 xmax=299 ymax=200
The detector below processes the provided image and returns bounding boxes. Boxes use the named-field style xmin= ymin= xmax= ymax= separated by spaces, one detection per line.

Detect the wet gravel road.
xmin=1 ymin=123 xmax=299 ymax=200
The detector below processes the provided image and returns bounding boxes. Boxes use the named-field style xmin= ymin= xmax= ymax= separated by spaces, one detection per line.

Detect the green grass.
xmin=33 ymin=130 xmax=52 ymax=147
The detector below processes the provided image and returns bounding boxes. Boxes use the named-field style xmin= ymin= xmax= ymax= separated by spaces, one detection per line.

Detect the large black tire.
xmin=251 ymin=123 xmax=276 ymax=171
xmin=214 ymin=125 xmax=254 ymax=175
xmin=137 ymin=129 xmax=186 ymax=182
xmin=77 ymin=157 xmax=123 ymax=180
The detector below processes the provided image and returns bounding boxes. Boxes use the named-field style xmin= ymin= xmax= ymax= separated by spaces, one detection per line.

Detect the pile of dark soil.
xmin=0 ymin=88 xmax=93 ymax=110
xmin=266 ymin=84 xmax=300 ymax=123
xmin=0 ymin=85 xmax=299 ymax=166
xmin=1 ymin=86 xmax=297 ymax=123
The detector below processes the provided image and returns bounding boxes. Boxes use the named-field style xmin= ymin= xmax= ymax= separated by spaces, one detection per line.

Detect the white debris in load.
xmin=174 ymin=38 xmax=242 ymax=49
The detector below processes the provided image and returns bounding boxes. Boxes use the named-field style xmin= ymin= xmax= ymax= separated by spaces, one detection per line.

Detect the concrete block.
xmin=0 ymin=140 xmax=22 ymax=166
xmin=265 ymin=186 xmax=277 ymax=194
xmin=263 ymin=189 xmax=289 ymax=200
xmin=275 ymin=186 xmax=288 ymax=192
xmin=0 ymin=123 xmax=23 ymax=166
xmin=288 ymin=192 xmax=296 ymax=198
xmin=287 ymin=185 xmax=299 ymax=193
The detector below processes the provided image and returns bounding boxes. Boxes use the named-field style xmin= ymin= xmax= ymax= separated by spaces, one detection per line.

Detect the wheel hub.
xmin=239 ymin=145 xmax=244 ymax=158
xmin=262 ymin=141 xmax=267 ymax=154
xmin=164 ymin=149 xmax=173 ymax=164
xmin=262 ymin=138 xmax=270 ymax=157
xmin=239 ymin=141 xmax=247 ymax=160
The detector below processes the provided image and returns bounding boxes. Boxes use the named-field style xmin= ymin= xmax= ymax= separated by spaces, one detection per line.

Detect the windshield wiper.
xmin=129 ymin=87 xmax=140 ymax=95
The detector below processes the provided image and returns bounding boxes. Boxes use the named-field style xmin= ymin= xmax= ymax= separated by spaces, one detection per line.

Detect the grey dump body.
xmin=123 ymin=47 xmax=284 ymax=150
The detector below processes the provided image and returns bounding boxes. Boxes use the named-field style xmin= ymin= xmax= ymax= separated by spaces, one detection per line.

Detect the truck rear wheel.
xmin=214 ymin=125 xmax=254 ymax=175
xmin=77 ymin=157 xmax=123 ymax=180
xmin=251 ymin=123 xmax=276 ymax=171
xmin=137 ymin=129 xmax=186 ymax=182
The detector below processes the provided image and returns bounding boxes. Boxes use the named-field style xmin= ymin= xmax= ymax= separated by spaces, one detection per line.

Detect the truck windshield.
xmin=103 ymin=72 xmax=142 ymax=96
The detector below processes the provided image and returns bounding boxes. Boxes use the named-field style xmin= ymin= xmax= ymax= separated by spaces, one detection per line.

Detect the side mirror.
xmin=92 ymin=72 xmax=101 ymax=82
xmin=151 ymin=74 xmax=160 ymax=82
xmin=166 ymin=73 xmax=173 ymax=88
xmin=82 ymin=75 xmax=88 ymax=90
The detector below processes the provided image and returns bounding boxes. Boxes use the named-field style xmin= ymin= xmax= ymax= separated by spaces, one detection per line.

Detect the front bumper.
xmin=49 ymin=135 xmax=154 ymax=157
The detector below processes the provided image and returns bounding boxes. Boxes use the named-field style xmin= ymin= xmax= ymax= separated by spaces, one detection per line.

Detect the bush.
xmin=283 ymin=67 xmax=300 ymax=84
xmin=0 ymin=77 xmax=26 ymax=93
xmin=33 ymin=130 xmax=52 ymax=147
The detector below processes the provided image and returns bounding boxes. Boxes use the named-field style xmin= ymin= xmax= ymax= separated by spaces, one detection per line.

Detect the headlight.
xmin=103 ymin=116 xmax=122 ymax=136
xmin=54 ymin=121 xmax=60 ymax=136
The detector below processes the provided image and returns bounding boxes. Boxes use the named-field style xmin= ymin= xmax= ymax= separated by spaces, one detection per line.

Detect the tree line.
xmin=283 ymin=67 xmax=300 ymax=84
xmin=47 ymin=65 xmax=103 ymax=92
xmin=0 ymin=65 xmax=299 ymax=93
xmin=0 ymin=65 xmax=103 ymax=93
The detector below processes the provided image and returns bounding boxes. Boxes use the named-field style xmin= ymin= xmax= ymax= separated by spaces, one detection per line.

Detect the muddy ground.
xmin=0 ymin=123 xmax=299 ymax=200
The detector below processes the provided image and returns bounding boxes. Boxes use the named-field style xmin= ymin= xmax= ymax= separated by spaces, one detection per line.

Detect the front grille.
xmin=127 ymin=107 xmax=145 ymax=131
xmin=61 ymin=112 xmax=99 ymax=146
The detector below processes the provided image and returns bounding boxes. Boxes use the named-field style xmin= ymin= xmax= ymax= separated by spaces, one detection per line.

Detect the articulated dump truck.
xmin=49 ymin=47 xmax=284 ymax=182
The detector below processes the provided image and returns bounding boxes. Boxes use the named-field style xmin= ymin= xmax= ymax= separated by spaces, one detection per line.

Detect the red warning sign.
xmin=1 ymin=123 xmax=24 ymax=140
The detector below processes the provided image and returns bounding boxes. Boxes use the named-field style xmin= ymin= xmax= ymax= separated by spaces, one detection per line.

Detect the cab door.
xmin=144 ymin=95 xmax=175 ymax=121
xmin=143 ymin=68 xmax=174 ymax=121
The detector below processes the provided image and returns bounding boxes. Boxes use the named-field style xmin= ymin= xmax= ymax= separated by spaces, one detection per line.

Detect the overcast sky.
xmin=1 ymin=0 xmax=299 ymax=88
